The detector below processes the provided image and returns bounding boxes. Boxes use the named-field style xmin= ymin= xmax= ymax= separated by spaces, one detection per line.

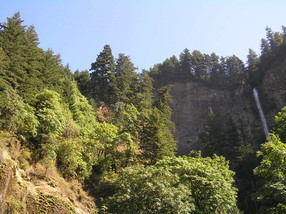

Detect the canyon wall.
xmin=170 ymin=65 xmax=286 ymax=154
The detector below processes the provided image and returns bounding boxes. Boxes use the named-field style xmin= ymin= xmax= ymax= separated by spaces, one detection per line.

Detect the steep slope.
xmin=0 ymin=133 xmax=97 ymax=214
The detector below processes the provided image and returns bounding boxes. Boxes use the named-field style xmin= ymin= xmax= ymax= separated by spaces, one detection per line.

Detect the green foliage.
xmin=40 ymin=49 xmax=69 ymax=93
xmin=253 ymin=134 xmax=286 ymax=213
xmin=114 ymin=53 xmax=138 ymax=104
xmin=151 ymin=49 xmax=248 ymax=89
xmin=90 ymin=45 xmax=116 ymax=105
xmin=200 ymin=109 xmax=225 ymax=157
xmin=0 ymin=47 xmax=12 ymax=88
xmin=35 ymin=89 xmax=65 ymax=135
xmin=153 ymin=85 xmax=173 ymax=119
xmin=209 ymin=54 xmax=226 ymax=87
xmin=66 ymin=81 xmax=97 ymax=131
xmin=113 ymin=104 xmax=140 ymax=144
xmin=200 ymin=110 xmax=256 ymax=212
xmin=150 ymin=26 xmax=286 ymax=90
xmin=157 ymin=156 xmax=239 ymax=213
xmin=115 ymin=132 xmax=141 ymax=168
xmin=139 ymin=85 xmax=176 ymax=164
xmin=106 ymin=165 xmax=194 ymax=214
xmin=179 ymin=48 xmax=194 ymax=80
xmin=110 ymin=104 xmax=142 ymax=168
xmin=104 ymin=155 xmax=239 ymax=214
xmin=225 ymin=55 xmax=246 ymax=87
xmin=0 ymin=12 xmax=28 ymax=89
xmin=0 ymin=87 xmax=38 ymax=137
xmin=0 ymin=12 xmax=43 ymax=103
xmin=73 ymin=70 xmax=91 ymax=98
xmin=135 ymin=86 xmax=176 ymax=163
xmin=273 ymin=106 xmax=286 ymax=143
xmin=131 ymin=70 xmax=154 ymax=112
xmin=140 ymin=108 xmax=176 ymax=164
xmin=151 ymin=55 xmax=180 ymax=87
xmin=50 ymin=82 xmax=100 ymax=180
xmin=56 ymin=139 xmax=89 ymax=180
xmin=247 ymin=49 xmax=261 ymax=87
xmin=201 ymin=110 xmax=254 ymax=168
xmin=192 ymin=50 xmax=208 ymax=81
xmin=93 ymin=122 xmax=119 ymax=173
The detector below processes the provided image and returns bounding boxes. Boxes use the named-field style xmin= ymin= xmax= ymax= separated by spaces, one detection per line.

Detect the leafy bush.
xmin=104 ymin=155 xmax=239 ymax=214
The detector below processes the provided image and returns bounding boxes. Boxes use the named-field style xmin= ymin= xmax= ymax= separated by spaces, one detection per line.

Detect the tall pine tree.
xmin=90 ymin=45 xmax=116 ymax=106
xmin=114 ymin=53 xmax=137 ymax=104
xmin=0 ymin=12 xmax=43 ymax=103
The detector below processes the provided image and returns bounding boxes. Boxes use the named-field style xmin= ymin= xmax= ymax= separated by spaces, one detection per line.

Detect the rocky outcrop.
xmin=0 ymin=150 xmax=16 ymax=213
xmin=0 ymin=143 xmax=97 ymax=214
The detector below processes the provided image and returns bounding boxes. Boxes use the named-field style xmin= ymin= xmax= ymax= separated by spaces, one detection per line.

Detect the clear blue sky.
xmin=1 ymin=0 xmax=286 ymax=72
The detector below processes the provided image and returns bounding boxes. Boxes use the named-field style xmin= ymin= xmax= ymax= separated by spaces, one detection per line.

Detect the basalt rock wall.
xmin=169 ymin=77 xmax=285 ymax=154
xmin=171 ymin=82 xmax=254 ymax=154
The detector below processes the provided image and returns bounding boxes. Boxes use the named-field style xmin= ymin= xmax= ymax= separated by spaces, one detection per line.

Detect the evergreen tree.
xmin=90 ymin=45 xmax=116 ymax=105
xmin=0 ymin=12 xmax=26 ymax=89
xmin=179 ymin=48 xmax=193 ymax=80
xmin=209 ymin=53 xmax=225 ymax=87
xmin=200 ymin=109 xmax=225 ymax=157
xmin=150 ymin=55 xmax=179 ymax=86
xmin=265 ymin=27 xmax=274 ymax=51
xmin=272 ymin=32 xmax=284 ymax=53
xmin=247 ymin=49 xmax=260 ymax=87
xmin=73 ymin=70 xmax=91 ymax=98
xmin=223 ymin=117 xmax=240 ymax=161
xmin=0 ymin=12 xmax=43 ymax=103
xmin=153 ymin=85 xmax=173 ymax=119
xmin=225 ymin=55 xmax=245 ymax=87
xmin=40 ymin=49 xmax=66 ymax=93
xmin=260 ymin=38 xmax=271 ymax=60
xmin=191 ymin=50 xmax=207 ymax=80
xmin=114 ymin=53 xmax=137 ymax=104
xmin=130 ymin=70 xmax=153 ymax=112
xmin=0 ymin=47 xmax=11 ymax=88
xmin=140 ymin=85 xmax=176 ymax=164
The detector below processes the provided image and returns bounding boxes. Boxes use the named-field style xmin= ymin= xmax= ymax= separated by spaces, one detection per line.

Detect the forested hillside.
xmin=1 ymin=12 xmax=286 ymax=214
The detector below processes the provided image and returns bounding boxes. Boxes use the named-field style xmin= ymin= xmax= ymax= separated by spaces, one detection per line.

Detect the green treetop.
xmin=90 ymin=44 xmax=116 ymax=105
xmin=114 ymin=53 xmax=138 ymax=104
xmin=104 ymin=155 xmax=239 ymax=214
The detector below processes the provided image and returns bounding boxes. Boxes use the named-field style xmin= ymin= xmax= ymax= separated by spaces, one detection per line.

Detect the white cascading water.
xmin=253 ymin=88 xmax=269 ymax=138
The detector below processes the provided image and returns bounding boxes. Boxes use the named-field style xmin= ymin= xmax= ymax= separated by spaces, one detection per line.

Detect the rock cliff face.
xmin=262 ymin=59 xmax=286 ymax=122
xmin=170 ymin=74 xmax=286 ymax=154
xmin=171 ymin=82 xmax=252 ymax=154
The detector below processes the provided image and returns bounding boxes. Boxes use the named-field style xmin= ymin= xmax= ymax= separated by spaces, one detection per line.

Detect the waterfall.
xmin=253 ymin=88 xmax=269 ymax=138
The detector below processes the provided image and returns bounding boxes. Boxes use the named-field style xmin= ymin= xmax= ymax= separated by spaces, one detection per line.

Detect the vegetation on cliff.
xmin=149 ymin=20 xmax=286 ymax=214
